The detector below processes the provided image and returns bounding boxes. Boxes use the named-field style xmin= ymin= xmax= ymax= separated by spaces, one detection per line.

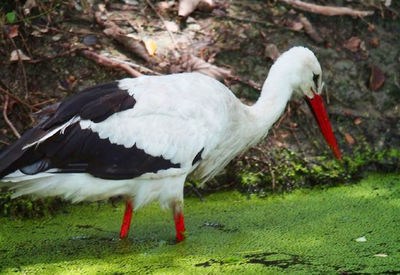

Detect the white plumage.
xmin=0 ymin=47 xmax=341 ymax=241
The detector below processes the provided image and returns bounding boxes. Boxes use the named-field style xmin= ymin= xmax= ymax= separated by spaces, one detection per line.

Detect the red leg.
xmin=173 ymin=211 xmax=186 ymax=242
xmin=119 ymin=200 xmax=133 ymax=239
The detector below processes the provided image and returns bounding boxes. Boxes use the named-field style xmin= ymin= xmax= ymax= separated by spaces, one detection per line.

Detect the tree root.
xmin=280 ymin=0 xmax=374 ymax=17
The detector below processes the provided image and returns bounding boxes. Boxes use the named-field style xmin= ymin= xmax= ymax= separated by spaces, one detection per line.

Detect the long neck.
xmin=250 ymin=68 xmax=293 ymax=131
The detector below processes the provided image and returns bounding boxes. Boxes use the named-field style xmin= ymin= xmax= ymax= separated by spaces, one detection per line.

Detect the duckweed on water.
xmin=0 ymin=173 xmax=399 ymax=274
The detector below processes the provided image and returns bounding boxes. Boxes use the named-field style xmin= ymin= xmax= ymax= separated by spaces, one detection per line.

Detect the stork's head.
xmin=275 ymin=47 xmax=323 ymax=98
xmin=275 ymin=47 xmax=341 ymax=159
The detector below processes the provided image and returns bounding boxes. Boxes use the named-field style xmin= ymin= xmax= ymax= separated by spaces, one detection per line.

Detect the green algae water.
xmin=1 ymin=173 xmax=399 ymax=274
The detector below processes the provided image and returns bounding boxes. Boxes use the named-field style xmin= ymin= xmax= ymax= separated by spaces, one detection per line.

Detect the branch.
xmin=94 ymin=11 xmax=151 ymax=62
xmin=2 ymin=95 xmax=21 ymax=138
xmin=280 ymin=0 xmax=374 ymax=17
xmin=233 ymin=77 xmax=262 ymax=91
xmin=299 ymin=15 xmax=323 ymax=44
xmin=106 ymin=57 xmax=162 ymax=75
xmin=81 ymin=50 xmax=143 ymax=77
xmin=0 ymin=87 xmax=37 ymax=111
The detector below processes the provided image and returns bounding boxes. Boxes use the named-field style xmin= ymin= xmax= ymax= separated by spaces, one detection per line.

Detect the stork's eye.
xmin=313 ymin=73 xmax=319 ymax=89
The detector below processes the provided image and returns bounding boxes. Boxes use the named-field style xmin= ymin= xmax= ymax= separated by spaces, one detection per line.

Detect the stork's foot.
xmin=173 ymin=207 xmax=186 ymax=242
xmin=120 ymin=200 xmax=133 ymax=239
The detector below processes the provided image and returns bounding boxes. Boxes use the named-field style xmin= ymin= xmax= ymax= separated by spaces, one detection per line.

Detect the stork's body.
xmin=0 ymin=47 xmax=341 ymax=242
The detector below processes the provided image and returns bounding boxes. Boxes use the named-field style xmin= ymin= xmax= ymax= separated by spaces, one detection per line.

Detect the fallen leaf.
xmin=10 ymin=49 xmax=31 ymax=62
xmin=121 ymin=37 xmax=151 ymax=61
xmin=374 ymin=253 xmax=388 ymax=257
xmin=281 ymin=132 xmax=291 ymax=139
xmin=39 ymin=27 xmax=49 ymax=33
xmin=354 ymin=118 xmax=362 ymax=125
xmin=355 ymin=236 xmax=367 ymax=242
xmin=144 ymin=39 xmax=157 ymax=56
xmin=368 ymin=38 xmax=379 ymax=48
xmin=31 ymin=30 xmax=43 ymax=37
xmin=23 ymin=0 xmax=38 ymax=15
xmin=158 ymin=61 xmax=169 ymax=68
xmin=96 ymin=12 xmax=151 ymax=62
xmin=290 ymin=21 xmax=304 ymax=31
xmin=265 ymin=44 xmax=280 ymax=61
xmin=344 ymin=37 xmax=362 ymax=52
xmin=275 ymin=140 xmax=285 ymax=147
xmin=98 ymin=4 xmax=106 ymax=13
xmin=344 ymin=133 xmax=355 ymax=145
xmin=325 ymin=41 xmax=332 ymax=48
xmin=123 ymin=0 xmax=138 ymax=4
xmin=52 ymin=33 xmax=63 ymax=41
xmin=73 ymin=1 xmax=83 ymax=11
xmin=360 ymin=41 xmax=367 ymax=52
xmin=368 ymin=24 xmax=376 ymax=32
xmin=30 ymin=27 xmax=48 ymax=38
xmin=288 ymin=122 xmax=298 ymax=128
xmin=7 ymin=25 xmax=19 ymax=39
xmin=369 ymin=65 xmax=385 ymax=91
xmin=68 ymin=75 xmax=76 ymax=82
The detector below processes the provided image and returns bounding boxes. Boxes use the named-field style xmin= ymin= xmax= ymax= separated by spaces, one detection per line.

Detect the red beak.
xmin=306 ymin=93 xmax=342 ymax=159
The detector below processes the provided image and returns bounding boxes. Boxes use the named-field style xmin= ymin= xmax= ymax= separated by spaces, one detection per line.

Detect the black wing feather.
xmin=36 ymin=124 xmax=180 ymax=179
xmin=41 ymin=81 xmax=133 ymax=129
xmin=80 ymin=89 xmax=135 ymax=123
xmin=0 ymin=81 xmax=180 ymax=180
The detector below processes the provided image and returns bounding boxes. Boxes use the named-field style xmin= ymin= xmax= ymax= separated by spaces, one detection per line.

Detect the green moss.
xmin=0 ymin=191 xmax=66 ymax=218
xmin=235 ymin=145 xmax=400 ymax=194
xmin=1 ymin=173 xmax=399 ymax=274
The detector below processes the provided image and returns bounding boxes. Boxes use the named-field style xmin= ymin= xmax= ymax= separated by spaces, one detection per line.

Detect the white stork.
xmin=0 ymin=47 xmax=341 ymax=242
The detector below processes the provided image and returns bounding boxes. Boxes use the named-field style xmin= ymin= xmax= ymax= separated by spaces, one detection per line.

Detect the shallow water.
xmin=1 ymin=173 xmax=399 ymax=274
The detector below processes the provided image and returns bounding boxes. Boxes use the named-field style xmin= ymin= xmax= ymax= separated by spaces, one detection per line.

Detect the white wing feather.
xmin=81 ymin=73 xmax=239 ymax=172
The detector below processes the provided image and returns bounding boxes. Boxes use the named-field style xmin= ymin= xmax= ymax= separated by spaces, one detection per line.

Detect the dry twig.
xmin=145 ymin=0 xmax=180 ymax=50
xmin=29 ymin=47 xmax=89 ymax=64
xmin=32 ymin=98 xmax=58 ymax=108
xmin=299 ymin=15 xmax=323 ymax=43
xmin=8 ymin=38 xmax=29 ymax=98
xmin=280 ymin=0 xmax=374 ymax=17
xmin=81 ymin=50 xmax=143 ymax=77
xmin=0 ymin=87 xmax=37 ymax=111
xmin=0 ymin=140 xmax=10 ymax=146
xmin=2 ymin=95 xmax=21 ymax=138
xmin=94 ymin=11 xmax=151 ymax=62
xmin=233 ymin=77 xmax=262 ymax=91
xmin=107 ymin=57 xmax=162 ymax=75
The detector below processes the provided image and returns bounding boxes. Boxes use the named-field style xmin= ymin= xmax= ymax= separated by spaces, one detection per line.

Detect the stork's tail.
xmin=0 ymin=127 xmax=44 ymax=179
xmin=0 ymin=128 xmax=59 ymax=199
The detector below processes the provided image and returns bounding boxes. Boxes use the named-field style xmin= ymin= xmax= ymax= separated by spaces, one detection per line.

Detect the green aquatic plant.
xmin=0 ymin=174 xmax=399 ymax=274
